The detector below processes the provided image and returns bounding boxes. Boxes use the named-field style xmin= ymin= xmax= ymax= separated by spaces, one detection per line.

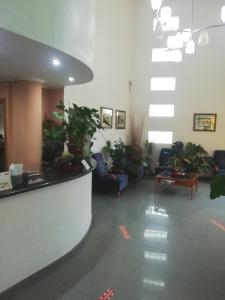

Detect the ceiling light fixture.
xmin=151 ymin=0 xmax=225 ymax=55
xmin=68 ymin=77 xmax=75 ymax=82
xmin=198 ymin=30 xmax=209 ymax=46
xmin=52 ymin=58 xmax=61 ymax=66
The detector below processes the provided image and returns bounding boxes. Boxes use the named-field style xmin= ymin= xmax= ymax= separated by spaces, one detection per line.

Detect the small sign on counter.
xmin=81 ymin=159 xmax=91 ymax=170
xmin=0 ymin=172 xmax=12 ymax=191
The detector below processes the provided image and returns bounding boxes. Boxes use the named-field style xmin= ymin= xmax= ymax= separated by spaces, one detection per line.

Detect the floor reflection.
xmin=143 ymin=278 xmax=165 ymax=288
xmin=144 ymin=229 xmax=168 ymax=239
xmin=145 ymin=206 xmax=169 ymax=218
xmin=144 ymin=251 xmax=167 ymax=262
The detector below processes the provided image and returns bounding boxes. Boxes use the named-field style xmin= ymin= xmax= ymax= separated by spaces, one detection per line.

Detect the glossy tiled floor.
xmin=1 ymin=179 xmax=225 ymax=300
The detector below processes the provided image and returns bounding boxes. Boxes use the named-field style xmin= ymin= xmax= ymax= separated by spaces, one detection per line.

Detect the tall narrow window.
xmin=149 ymin=105 xmax=174 ymax=117
xmin=150 ymin=77 xmax=176 ymax=91
xmin=221 ymin=6 xmax=225 ymax=22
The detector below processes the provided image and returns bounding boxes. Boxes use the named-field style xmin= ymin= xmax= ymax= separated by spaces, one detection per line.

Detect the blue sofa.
xmin=92 ymin=153 xmax=128 ymax=196
xmin=214 ymin=150 xmax=225 ymax=175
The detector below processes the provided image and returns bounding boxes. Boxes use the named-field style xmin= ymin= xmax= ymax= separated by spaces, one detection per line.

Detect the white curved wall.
xmin=0 ymin=0 xmax=95 ymax=67
xmin=65 ymin=0 xmax=134 ymax=152
xmin=0 ymin=173 xmax=92 ymax=293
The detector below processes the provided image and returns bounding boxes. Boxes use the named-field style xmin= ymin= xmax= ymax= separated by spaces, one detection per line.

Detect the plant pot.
xmin=172 ymin=168 xmax=187 ymax=178
xmin=67 ymin=143 xmax=83 ymax=157
xmin=55 ymin=163 xmax=82 ymax=173
xmin=131 ymin=145 xmax=142 ymax=155
xmin=55 ymin=158 xmax=83 ymax=173
xmin=42 ymin=140 xmax=64 ymax=165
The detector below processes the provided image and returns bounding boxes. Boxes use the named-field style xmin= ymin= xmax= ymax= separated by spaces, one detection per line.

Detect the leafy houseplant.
xmin=210 ymin=175 xmax=225 ymax=199
xmin=169 ymin=141 xmax=211 ymax=174
xmin=143 ymin=141 xmax=153 ymax=176
xmin=125 ymin=144 xmax=144 ymax=177
xmin=55 ymin=152 xmax=81 ymax=171
xmin=109 ymin=139 xmax=128 ymax=170
xmin=53 ymin=101 xmax=102 ymax=158
xmin=102 ymin=140 xmax=113 ymax=168
xmin=42 ymin=120 xmax=66 ymax=165
xmin=102 ymin=139 xmax=153 ymax=178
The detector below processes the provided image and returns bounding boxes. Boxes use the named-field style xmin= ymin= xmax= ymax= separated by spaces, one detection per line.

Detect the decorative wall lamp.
xmin=151 ymin=0 xmax=225 ymax=55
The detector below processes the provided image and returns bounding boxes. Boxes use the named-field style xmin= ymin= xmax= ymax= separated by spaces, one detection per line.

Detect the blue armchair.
xmin=92 ymin=153 xmax=128 ymax=196
xmin=214 ymin=150 xmax=225 ymax=175
xmin=155 ymin=148 xmax=174 ymax=174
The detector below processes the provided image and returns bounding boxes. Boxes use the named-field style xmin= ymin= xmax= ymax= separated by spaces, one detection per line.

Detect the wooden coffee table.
xmin=155 ymin=173 xmax=199 ymax=200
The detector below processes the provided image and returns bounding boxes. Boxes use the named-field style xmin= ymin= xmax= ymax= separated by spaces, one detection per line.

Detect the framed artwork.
xmin=116 ymin=110 xmax=126 ymax=129
xmin=100 ymin=107 xmax=113 ymax=129
xmin=193 ymin=113 xmax=217 ymax=132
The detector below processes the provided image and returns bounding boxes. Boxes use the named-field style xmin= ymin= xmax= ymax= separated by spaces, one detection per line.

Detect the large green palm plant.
xmin=53 ymin=101 xmax=102 ymax=157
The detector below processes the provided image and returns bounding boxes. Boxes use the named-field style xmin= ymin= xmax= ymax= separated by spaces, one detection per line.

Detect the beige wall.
xmin=42 ymin=88 xmax=64 ymax=121
xmin=0 ymin=82 xmax=11 ymax=168
xmin=0 ymin=83 xmax=64 ymax=171
xmin=65 ymin=0 xmax=134 ymax=152
xmin=132 ymin=0 xmax=225 ymax=161
xmin=0 ymin=81 xmax=42 ymax=171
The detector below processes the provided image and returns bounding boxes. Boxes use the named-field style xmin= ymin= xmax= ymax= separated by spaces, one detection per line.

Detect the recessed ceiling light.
xmin=68 ymin=77 xmax=75 ymax=82
xmin=52 ymin=59 xmax=61 ymax=66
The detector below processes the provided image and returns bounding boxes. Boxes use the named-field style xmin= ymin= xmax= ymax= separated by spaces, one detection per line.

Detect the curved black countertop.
xmin=0 ymin=160 xmax=96 ymax=200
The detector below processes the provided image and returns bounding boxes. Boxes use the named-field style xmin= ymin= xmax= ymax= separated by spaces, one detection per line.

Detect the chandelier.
xmin=151 ymin=0 xmax=225 ymax=54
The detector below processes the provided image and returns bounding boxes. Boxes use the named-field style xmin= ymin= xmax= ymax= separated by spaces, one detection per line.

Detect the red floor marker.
xmin=210 ymin=219 xmax=225 ymax=233
xmin=99 ymin=289 xmax=115 ymax=300
xmin=120 ymin=225 xmax=131 ymax=240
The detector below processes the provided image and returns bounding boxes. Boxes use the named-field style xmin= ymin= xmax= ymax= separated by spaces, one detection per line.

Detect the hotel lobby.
xmin=1 ymin=0 xmax=225 ymax=299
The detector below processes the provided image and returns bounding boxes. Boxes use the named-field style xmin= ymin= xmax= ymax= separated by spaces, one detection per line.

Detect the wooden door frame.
xmin=0 ymin=98 xmax=7 ymax=170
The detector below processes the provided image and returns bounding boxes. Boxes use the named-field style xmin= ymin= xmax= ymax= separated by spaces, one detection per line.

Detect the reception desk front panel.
xmin=0 ymin=171 xmax=92 ymax=293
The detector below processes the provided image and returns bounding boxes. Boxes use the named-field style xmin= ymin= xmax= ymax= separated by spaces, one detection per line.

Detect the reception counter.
xmin=0 ymin=165 xmax=94 ymax=294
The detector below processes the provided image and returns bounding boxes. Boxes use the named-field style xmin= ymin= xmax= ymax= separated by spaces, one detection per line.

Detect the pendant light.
xmin=151 ymin=0 xmax=162 ymax=11
xmin=198 ymin=30 xmax=209 ymax=46
xmin=151 ymin=0 xmax=225 ymax=56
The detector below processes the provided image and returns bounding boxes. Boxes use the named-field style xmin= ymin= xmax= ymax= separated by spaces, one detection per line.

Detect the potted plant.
xmin=102 ymin=140 xmax=113 ymax=168
xmin=142 ymin=141 xmax=153 ymax=176
xmin=55 ymin=152 xmax=81 ymax=172
xmin=169 ymin=141 xmax=212 ymax=175
xmin=210 ymin=175 xmax=225 ymax=199
xmin=125 ymin=144 xmax=144 ymax=178
xmin=102 ymin=139 xmax=152 ymax=179
xmin=42 ymin=119 xmax=66 ymax=166
xmin=110 ymin=139 xmax=127 ymax=170
xmin=53 ymin=101 xmax=102 ymax=159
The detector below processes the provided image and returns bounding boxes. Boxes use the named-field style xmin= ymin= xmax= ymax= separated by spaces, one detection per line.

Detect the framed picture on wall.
xmin=193 ymin=113 xmax=217 ymax=132
xmin=116 ymin=110 xmax=126 ymax=129
xmin=100 ymin=107 xmax=113 ymax=129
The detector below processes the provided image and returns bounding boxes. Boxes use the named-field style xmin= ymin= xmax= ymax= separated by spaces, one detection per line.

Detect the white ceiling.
xmin=0 ymin=28 xmax=93 ymax=88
